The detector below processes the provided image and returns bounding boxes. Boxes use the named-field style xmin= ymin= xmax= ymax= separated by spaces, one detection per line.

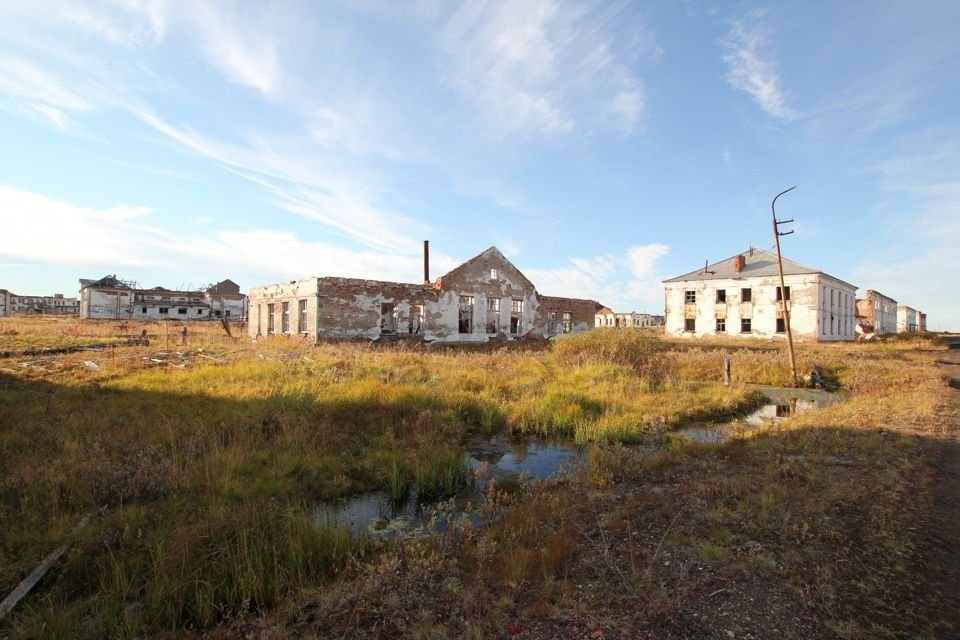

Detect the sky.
xmin=0 ymin=0 xmax=957 ymax=329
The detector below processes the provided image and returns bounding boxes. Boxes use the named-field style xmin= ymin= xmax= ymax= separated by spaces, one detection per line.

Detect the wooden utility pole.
xmin=772 ymin=186 xmax=799 ymax=387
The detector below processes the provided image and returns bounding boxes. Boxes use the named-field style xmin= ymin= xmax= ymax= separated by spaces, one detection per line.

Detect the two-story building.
xmin=663 ymin=248 xmax=857 ymax=342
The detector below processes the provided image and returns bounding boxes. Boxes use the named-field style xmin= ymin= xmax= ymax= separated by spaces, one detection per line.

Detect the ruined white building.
xmin=247 ymin=245 xmax=603 ymax=343
xmin=79 ymin=276 xmax=246 ymax=321
xmin=595 ymin=308 xmax=664 ymax=329
xmin=856 ymin=290 xmax=898 ymax=336
xmin=0 ymin=290 xmax=79 ymax=315
xmin=663 ymin=248 xmax=857 ymax=342
xmin=896 ymin=305 xmax=922 ymax=333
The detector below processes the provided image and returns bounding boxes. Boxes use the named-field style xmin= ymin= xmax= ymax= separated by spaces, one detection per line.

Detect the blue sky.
xmin=0 ymin=0 xmax=957 ymax=329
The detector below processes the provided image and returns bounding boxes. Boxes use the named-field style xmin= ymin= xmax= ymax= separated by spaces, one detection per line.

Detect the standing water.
xmin=314 ymin=434 xmax=582 ymax=536
xmin=676 ymin=385 xmax=847 ymax=443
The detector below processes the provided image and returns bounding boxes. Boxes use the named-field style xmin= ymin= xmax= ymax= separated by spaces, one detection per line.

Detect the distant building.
xmin=595 ymin=308 xmax=664 ymax=328
xmin=79 ymin=275 xmax=246 ymax=321
xmin=0 ymin=290 xmax=78 ymax=315
xmin=663 ymin=248 xmax=857 ymax=342
xmin=897 ymin=305 xmax=922 ymax=333
xmin=247 ymin=245 xmax=604 ymax=343
xmin=856 ymin=290 xmax=897 ymax=335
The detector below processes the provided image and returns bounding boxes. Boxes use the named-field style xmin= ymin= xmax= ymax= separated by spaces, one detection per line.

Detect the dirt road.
xmin=921 ymin=337 xmax=960 ymax=638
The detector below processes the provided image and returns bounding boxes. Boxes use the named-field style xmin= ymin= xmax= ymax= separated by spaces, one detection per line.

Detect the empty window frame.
xmin=716 ymin=289 xmax=726 ymax=303
xmin=197 ymin=309 xmax=203 ymax=315
xmin=267 ymin=303 xmax=275 ymax=334
xmin=298 ymin=299 xmax=308 ymax=333
xmin=716 ymin=318 xmax=726 ymax=333
xmin=684 ymin=290 xmax=696 ymax=304
xmin=548 ymin=311 xmax=558 ymax=334
xmin=459 ymin=296 xmax=474 ymax=334
xmin=380 ymin=303 xmax=397 ymax=334
xmin=408 ymin=305 xmax=423 ymax=334
xmin=486 ymin=297 xmax=500 ymax=334
xmin=776 ymin=286 xmax=791 ymax=301
xmin=562 ymin=312 xmax=573 ymax=334
xmin=776 ymin=318 xmax=786 ymax=333
xmin=141 ymin=307 xmax=147 ymax=313
xmin=741 ymin=288 xmax=752 ymax=302
xmin=740 ymin=318 xmax=751 ymax=333
xmin=281 ymin=302 xmax=290 ymax=333
xmin=490 ymin=268 xmax=498 ymax=279
xmin=178 ymin=308 xmax=187 ymax=315
xmin=257 ymin=304 xmax=262 ymax=334
xmin=510 ymin=299 xmax=523 ymax=334
xmin=159 ymin=307 xmax=168 ymax=315
xmin=684 ymin=318 xmax=696 ymax=332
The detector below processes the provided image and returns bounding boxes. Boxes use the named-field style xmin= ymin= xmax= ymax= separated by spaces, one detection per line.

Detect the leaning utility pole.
xmin=772 ymin=186 xmax=799 ymax=387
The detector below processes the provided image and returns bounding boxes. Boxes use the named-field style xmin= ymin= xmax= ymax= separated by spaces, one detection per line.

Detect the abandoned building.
xmin=595 ymin=308 xmax=665 ymax=329
xmin=0 ymin=290 xmax=79 ymax=316
xmin=896 ymin=305 xmax=924 ymax=333
xmin=663 ymin=248 xmax=858 ymax=342
xmin=247 ymin=245 xmax=604 ymax=343
xmin=79 ymin=276 xmax=247 ymax=321
xmin=855 ymin=289 xmax=898 ymax=335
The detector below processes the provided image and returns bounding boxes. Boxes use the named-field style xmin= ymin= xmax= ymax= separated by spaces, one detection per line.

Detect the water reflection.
xmin=314 ymin=434 xmax=582 ymax=536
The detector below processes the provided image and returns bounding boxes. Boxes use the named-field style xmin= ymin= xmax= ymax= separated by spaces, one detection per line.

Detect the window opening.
xmin=716 ymin=289 xmax=726 ymax=303
xmin=684 ymin=318 xmax=696 ymax=332
xmin=741 ymin=288 xmax=752 ymax=302
xmin=548 ymin=311 xmax=558 ymax=334
xmin=267 ymin=303 xmax=275 ymax=334
xmin=685 ymin=290 xmax=696 ymax=304
xmin=281 ymin=302 xmax=290 ymax=333
xmin=776 ymin=286 xmax=791 ymax=301
xmin=740 ymin=318 xmax=751 ymax=333
xmin=298 ymin=299 xmax=308 ymax=333
xmin=486 ymin=297 xmax=500 ymax=333
xmin=716 ymin=318 xmax=726 ymax=333
xmin=776 ymin=318 xmax=786 ymax=333
xmin=459 ymin=296 xmax=474 ymax=334
xmin=380 ymin=303 xmax=397 ymax=334
xmin=408 ymin=305 xmax=423 ymax=334
xmin=510 ymin=299 xmax=523 ymax=334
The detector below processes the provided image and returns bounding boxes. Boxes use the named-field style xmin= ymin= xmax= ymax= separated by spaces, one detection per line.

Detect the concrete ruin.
xmin=247 ymin=245 xmax=604 ymax=343
xmin=855 ymin=289 xmax=898 ymax=336
xmin=663 ymin=248 xmax=858 ymax=342
xmin=79 ymin=276 xmax=247 ymax=321
xmin=0 ymin=290 xmax=78 ymax=316
xmin=595 ymin=308 xmax=665 ymax=329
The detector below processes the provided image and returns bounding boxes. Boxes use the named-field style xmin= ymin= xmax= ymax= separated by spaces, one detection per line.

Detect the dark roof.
xmin=79 ymin=275 xmax=133 ymax=290
xmin=663 ymin=248 xmax=855 ymax=288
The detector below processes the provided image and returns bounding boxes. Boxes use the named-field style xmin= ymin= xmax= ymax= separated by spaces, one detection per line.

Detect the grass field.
xmin=0 ymin=315 xmax=952 ymax=638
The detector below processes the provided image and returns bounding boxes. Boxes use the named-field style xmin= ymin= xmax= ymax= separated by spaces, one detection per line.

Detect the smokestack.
xmin=734 ymin=254 xmax=746 ymax=273
xmin=423 ymin=240 xmax=430 ymax=284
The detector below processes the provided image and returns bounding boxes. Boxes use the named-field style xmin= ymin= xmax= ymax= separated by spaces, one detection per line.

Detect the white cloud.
xmin=0 ymin=185 xmax=456 ymax=287
xmin=720 ymin=9 xmax=796 ymax=121
xmin=439 ymin=0 xmax=652 ymax=137
xmin=20 ymin=102 xmax=73 ymax=131
xmin=525 ymin=243 xmax=670 ymax=311
xmin=0 ymin=54 xmax=93 ymax=111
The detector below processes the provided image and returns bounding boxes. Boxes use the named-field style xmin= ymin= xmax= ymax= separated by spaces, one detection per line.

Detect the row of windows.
xmin=684 ymin=287 xmax=788 ymax=305
xmin=685 ymin=317 xmax=794 ymax=333
xmin=138 ymin=307 xmax=204 ymax=315
xmin=460 ymin=296 xmax=525 ymax=334
xmin=258 ymin=300 xmax=309 ymax=335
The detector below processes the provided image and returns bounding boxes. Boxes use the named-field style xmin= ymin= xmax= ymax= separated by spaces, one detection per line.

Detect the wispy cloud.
xmin=720 ymin=9 xmax=795 ymax=121
xmin=851 ymin=129 xmax=960 ymax=328
xmin=525 ymin=243 xmax=669 ymax=311
xmin=439 ymin=0 xmax=654 ymax=137
xmin=0 ymin=185 xmax=454 ymax=287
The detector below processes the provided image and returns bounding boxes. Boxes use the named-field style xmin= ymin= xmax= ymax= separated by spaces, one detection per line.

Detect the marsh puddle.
xmin=677 ymin=385 xmax=847 ymax=443
xmin=314 ymin=435 xmax=582 ymax=536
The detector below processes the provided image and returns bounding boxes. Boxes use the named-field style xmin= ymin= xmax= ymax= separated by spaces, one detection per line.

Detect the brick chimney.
xmin=423 ymin=240 xmax=430 ymax=284
xmin=733 ymin=254 xmax=746 ymax=273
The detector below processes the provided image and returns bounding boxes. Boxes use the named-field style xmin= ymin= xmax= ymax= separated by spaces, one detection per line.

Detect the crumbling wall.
xmin=536 ymin=295 xmax=602 ymax=336
xmin=315 ymin=278 xmax=436 ymax=340
xmin=81 ymin=288 xmax=134 ymax=320
xmin=248 ymin=278 xmax=320 ymax=339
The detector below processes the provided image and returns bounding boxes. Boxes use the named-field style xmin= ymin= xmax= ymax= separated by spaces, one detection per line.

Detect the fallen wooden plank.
xmin=0 ymin=513 xmax=92 ymax=620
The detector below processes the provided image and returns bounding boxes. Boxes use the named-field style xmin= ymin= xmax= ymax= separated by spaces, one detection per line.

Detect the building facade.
xmin=856 ymin=290 xmax=898 ymax=335
xmin=663 ymin=249 xmax=857 ymax=342
xmin=595 ymin=308 xmax=664 ymax=328
xmin=0 ymin=290 xmax=79 ymax=315
xmin=896 ymin=305 xmax=922 ymax=333
xmin=247 ymin=246 xmax=603 ymax=343
xmin=79 ymin=276 xmax=246 ymax=321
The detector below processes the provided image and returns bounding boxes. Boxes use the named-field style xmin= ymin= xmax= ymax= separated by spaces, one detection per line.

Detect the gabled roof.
xmin=662 ymin=248 xmax=855 ymax=289
xmin=436 ymin=246 xmax=536 ymax=291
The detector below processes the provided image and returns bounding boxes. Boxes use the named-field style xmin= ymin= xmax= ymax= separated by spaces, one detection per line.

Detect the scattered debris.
xmin=83 ymin=360 xmax=100 ymax=371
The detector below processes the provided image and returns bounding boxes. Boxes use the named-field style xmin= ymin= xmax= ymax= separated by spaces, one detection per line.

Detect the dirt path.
xmin=920 ymin=337 xmax=960 ymax=638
